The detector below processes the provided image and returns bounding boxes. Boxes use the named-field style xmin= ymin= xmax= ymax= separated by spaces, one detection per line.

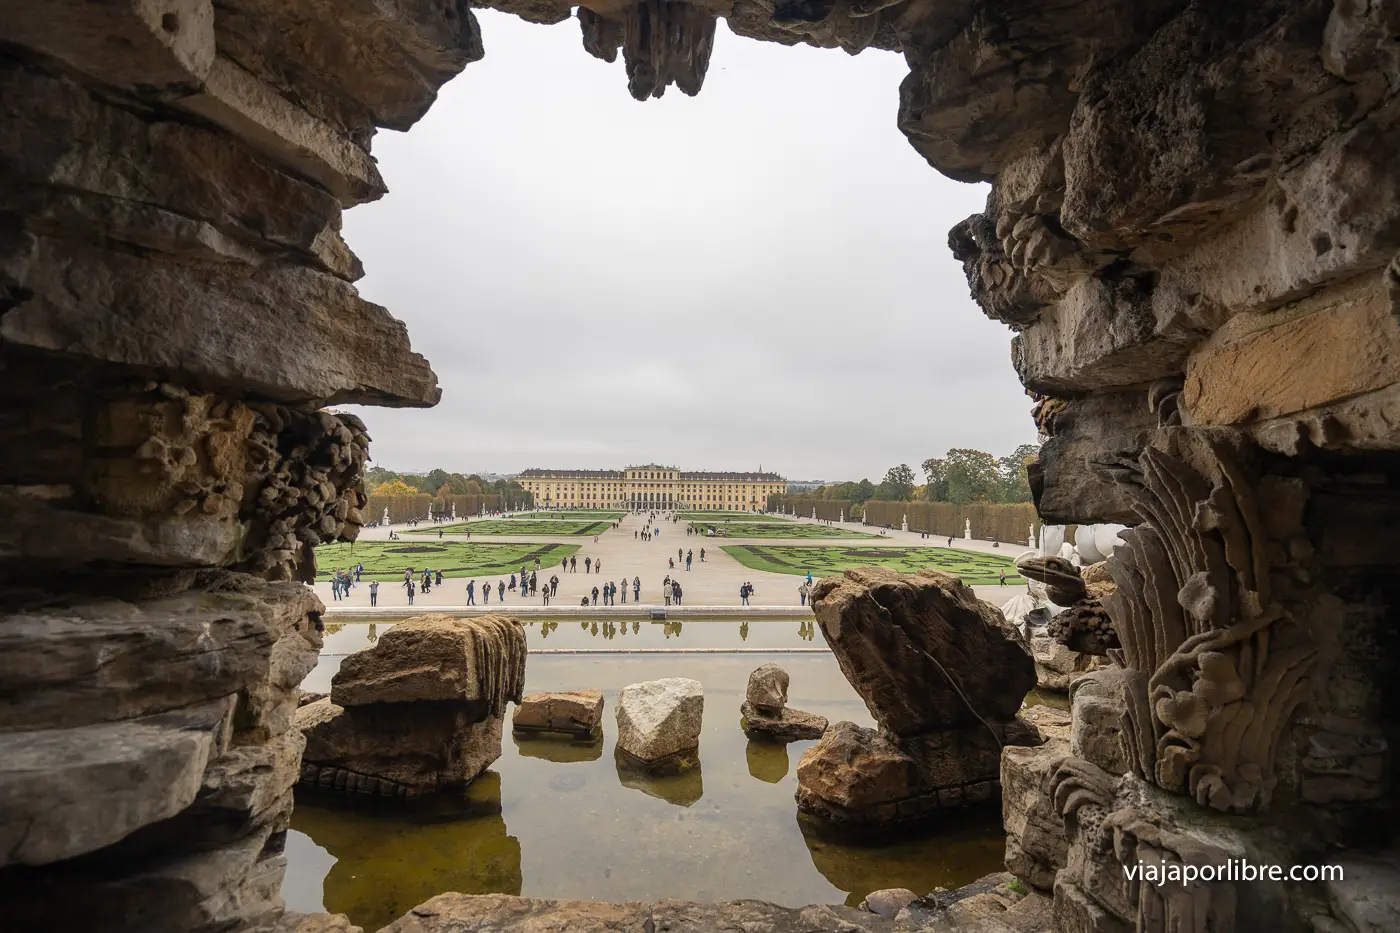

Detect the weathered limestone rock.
xmin=331 ymin=614 xmax=526 ymax=712
xmin=1067 ymin=668 xmax=1128 ymax=776
xmin=614 ymin=677 xmax=704 ymax=767
xmin=801 ymin=569 xmax=1039 ymax=825
xmin=746 ymin=662 xmax=790 ymax=714
xmin=860 ymin=888 xmax=918 ymax=920
xmin=299 ymin=615 xmax=524 ymax=796
xmin=578 ymin=1 xmax=719 ymax=101
xmin=810 ymin=568 xmax=1036 ymax=735
xmin=274 ymin=913 xmax=364 ymax=933
xmin=511 ymin=690 xmax=605 ymax=737
xmin=1030 ymin=634 xmax=1101 ymax=693
xmin=1002 ymin=711 xmax=1072 ymax=892
xmin=740 ymin=701 xmax=828 ymax=742
xmin=0 ymin=696 xmax=235 ymax=867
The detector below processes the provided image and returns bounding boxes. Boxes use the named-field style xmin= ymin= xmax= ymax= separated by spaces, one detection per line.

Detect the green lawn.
xmin=721 ymin=545 xmax=1022 ymax=586
xmin=408 ymin=520 xmax=610 ymax=536
xmin=315 ymin=541 xmax=579 ymax=580
xmin=676 ymin=511 xmax=789 ymax=523
xmin=689 ymin=521 xmax=873 ymax=539
xmin=512 ymin=510 xmax=624 ymax=521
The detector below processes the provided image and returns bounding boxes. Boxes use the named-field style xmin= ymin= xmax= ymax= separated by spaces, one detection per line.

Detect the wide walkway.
xmin=314 ymin=510 xmax=1030 ymax=612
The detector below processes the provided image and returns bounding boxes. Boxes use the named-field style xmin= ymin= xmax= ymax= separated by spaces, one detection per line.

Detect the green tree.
xmin=999 ymin=444 xmax=1040 ymax=503
xmin=921 ymin=457 xmax=949 ymax=501
xmin=875 ymin=463 xmax=916 ymax=501
xmin=943 ymin=448 xmax=1003 ymax=504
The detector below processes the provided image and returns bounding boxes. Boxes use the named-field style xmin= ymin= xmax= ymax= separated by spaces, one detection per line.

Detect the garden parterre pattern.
xmin=410 ymin=520 xmax=611 ymax=536
xmin=689 ymin=521 xmax=873 ymax=539
xmin=721 ymin=544 xmax=1022 ymax=586
xmin=315 ymin=541 xmax=580 ymax=579
xmin=676 ymin=511 xmax=787 ymax=522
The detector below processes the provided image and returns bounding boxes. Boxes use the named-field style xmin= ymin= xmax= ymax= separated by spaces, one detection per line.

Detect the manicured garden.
xmin=315 ymin=541 xmax=580 ymax=580
xmin=409 ymin=520 xmax=611 ymax=536
xmin=720 ymin=544 xmax=1022 ymax=586
xmin=513 ymin=510 xmax=624 ymax=521
xmin=689 ymin=521 xmax=872 ymax=539
xmin=676 ymin=511 xmax=789 ymax=522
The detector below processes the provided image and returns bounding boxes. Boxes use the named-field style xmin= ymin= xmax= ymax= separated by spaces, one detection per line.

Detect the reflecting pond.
xmin=285 ymin=632 xmax=1014 ymax=931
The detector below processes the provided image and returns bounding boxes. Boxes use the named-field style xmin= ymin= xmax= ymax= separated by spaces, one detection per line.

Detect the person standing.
xmin=677 ymin=547 xmax=683 ymax=564
xmin=570 ymin=555 xmax=577 ymax=572
xmin=798 ymin=581 xmax=808 ymax=606
xmin=550 ymin=574 xmax=559 ymax=596
xmin=596 ymin=558 xmax=602 ymax=574
xmin=663 ymin=583 xmax=672 ymax=606
xmin=369 ymin=580 xmax=379 ymax=606
xmin=590 ymin=585 xmax=599 ymax=606
xmin=498 ymin=580 xmax=505 ymax=601
xmin=406 ymin=579 xmax=416 ymax=605
xmin=330 ymin=575 xmax=340 ymax=601
xmin=435 ymin=569 xmax=443 ymax=587
xmin=685 ymin=549 xmax=692 ymax=571
xmin=584 ymin=556 xmax=591 ymax=574
xmin=700 ymin=548 xmax=705 ymax=562
xmin=620 ymin=579 xmax=628 ymax=603
xmin=466 ymin=580 xmax=476 ymax=605
xmin=672 ymin=581 xmax=682 ymax=606
xmin=482 ymin=581 xmax=490 ymax=604
xmin=633 ymin=576 xmax=641 ymax=602
xmin=542 ymin=585 xmax=551 ymax=606
xmin=739 ymin=583 xmax=749 ymax=606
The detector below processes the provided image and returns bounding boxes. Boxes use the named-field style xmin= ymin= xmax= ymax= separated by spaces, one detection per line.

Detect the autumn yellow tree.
xmin=371 ymin=480 xmax=417 ymax=497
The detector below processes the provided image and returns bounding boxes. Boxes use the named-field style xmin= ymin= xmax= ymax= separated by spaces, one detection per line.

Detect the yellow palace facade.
xmin=517 ymin=464 xmax=786 ymax=511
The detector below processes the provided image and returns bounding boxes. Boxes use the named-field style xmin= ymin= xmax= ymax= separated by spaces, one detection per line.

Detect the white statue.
xmin=1028 ymin=524 xmax=1036 ymax=549
xmin=1077 ymin=523 xmax=1127 ymax=563
xmin=901 ymin=514 xmax=908 ymax=532
xmin=812 ymin=507 xmax=817 ymax=520
xmin=964 ymin=518 xmax=972 ymax=540
xmin=382 ymin=507 xmax=390 ymax=526
xmin=451 ymin=502 xmax=457 ymax=520
xmin=839 ymin=509 xmax=844 ymax=523
xmin=1039 ymin=524 xmax=1066 ymax=557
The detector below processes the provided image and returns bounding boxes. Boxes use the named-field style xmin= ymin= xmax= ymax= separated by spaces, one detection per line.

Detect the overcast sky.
xmin=342 ymin=11 xmax=1035 ymax=482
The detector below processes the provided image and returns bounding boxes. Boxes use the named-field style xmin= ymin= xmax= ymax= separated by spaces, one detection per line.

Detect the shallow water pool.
xmin=284 ymin=631 xmax=1016 ymax=930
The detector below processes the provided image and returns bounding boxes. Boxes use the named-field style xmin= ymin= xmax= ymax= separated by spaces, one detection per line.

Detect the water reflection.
xmin=512 ymin=731 xmax=603 ymax=763
xmin=797 ymin=810 xmax=1005 ymax=908
xmin=614 ymin=747 xmax=704 ymax=807
xmin=745 ymin=739 xmax=790 ymax=784
xmin=286 ymin=653 xmax=1007 ymax=922
xmin=288 ymin=772 xmax=522 ymax=931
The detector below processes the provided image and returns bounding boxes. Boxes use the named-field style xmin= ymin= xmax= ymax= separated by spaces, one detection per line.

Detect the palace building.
xmin=517 ymin=465 xmax=786 ymax=511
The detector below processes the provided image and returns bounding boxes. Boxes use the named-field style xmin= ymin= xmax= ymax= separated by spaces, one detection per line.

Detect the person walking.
xmin=584 ymin=556 xmax=592 ymax=574
xmin=509 ymin=573 xmax=517 ymax=592
xmin=355 ymin=563 xmax=363 ymax=582
xmin=677 ymin=547 xmax=683 ymax=564
xmin=798 ymin=581 xmax=809 ymax=606
xmin=739 ymin=582 xmax=750 ymax=606
xmin=570 ymin=555 xmax=577 ymax=572
xmin=685 ymin=549 xmax=692 ymax=571
xmin=330 ymin=575 xmax=341 ymax=601
xmin=596 ymin=558 xmax=602 ymax=573
xmin=542 ymin=585 xmax=551 ymax=606
xmin=435 ymin=569 xmax=443 ymax=587
xmin=663 ymin=583 xmax=672 ymax=606
xmin=633 ymin=576 xmax=641 ymax=602
xmin=498 ymin=580 xmax=505 ymax=602
xmin=700 ymin=548 xmax=705 ymax=562
xmin=550 ymin=574 xmax=559 ymax=597
xmin=482 ymin=581 xmax=490 ymax=604
xmin=466 ymin=579 xmax=475 ymax=605
xmin=999 ymin=568 xmax=1007 ymax=586
xmin=530 ymin=571 xmax=538 ymax=595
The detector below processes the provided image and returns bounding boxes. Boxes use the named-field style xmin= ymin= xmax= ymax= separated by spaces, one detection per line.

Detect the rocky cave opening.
xmin=3 ymin=1 xmax=1400 ymax=931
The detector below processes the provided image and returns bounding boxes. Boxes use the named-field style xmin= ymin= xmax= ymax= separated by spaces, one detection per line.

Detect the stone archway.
xmin=3 ymin=2 xmax=1400 ymax=932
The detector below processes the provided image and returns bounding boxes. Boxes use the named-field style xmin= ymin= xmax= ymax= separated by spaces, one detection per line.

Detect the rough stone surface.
xmin=740 ymin=701 xmax=827 ymax=742
xmin=614 ymin=678 xmax=704 ymax=765
xmin=512 ymin=690 xmax=605 ymax=736
xmin=1002 ymin=721 xmax=1072 ymax=892
xmin=746 ymin=662 xmax=790 ymax=714
xmin=330 ymin=614 xmax=526 ymax=712
xmin=861 ymin=888 xmax=918 ymax=920
xmin=810 ymin=568 xmax=1037 ymax=735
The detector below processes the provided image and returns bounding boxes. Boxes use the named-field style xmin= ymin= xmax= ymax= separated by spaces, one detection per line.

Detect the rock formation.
xmin=799 ymin=568 xmax=1041 ymax=826
xmin=614 ymin=677 xmax=704 ymax=772
xmin=512 ymin=690 xmax=605 ymax=738
xmin=296 ymin=614 xmax=525 ymax=796
xmin=9 ymin=1 xmax=1400 ymax=930
xmin=740 ymin=662 xmax=828 ymax=741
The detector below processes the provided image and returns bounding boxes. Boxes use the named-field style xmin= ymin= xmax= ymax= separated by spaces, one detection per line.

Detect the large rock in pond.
xmin=331 ymin=614 xmax=525 ymax=712
xmin=297 ymin=613 xmax=526 ymax=796
xmin=741 ymin=701 xmax=827 ymax=742
xmin=512 ymin=690 xmax=604 ymax=738
xmin=746 ymin=662 xmax=789 ymax=714
xmin=801 ymin=570 xmax=1040 ymax=826
xmin=615 ymin=678 xmax=703 ymax=768
xmin=810 ymin=568 xmax=1035 ymax=734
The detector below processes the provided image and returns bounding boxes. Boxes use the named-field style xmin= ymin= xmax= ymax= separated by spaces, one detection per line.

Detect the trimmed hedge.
xmin=364 ymin=493 xmax=504 ymax=524
xmin=862 ymin=500 xmax=1042 ymax=545
xmin=767 ymin=496 xmax=855 ymax=523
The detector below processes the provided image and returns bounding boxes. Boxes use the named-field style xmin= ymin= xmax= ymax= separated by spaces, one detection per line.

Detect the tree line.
xmin=366 ymin=466 xmax=533 ymax=506
xmin=805 ymin=444 xmax=1039 ymax=505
